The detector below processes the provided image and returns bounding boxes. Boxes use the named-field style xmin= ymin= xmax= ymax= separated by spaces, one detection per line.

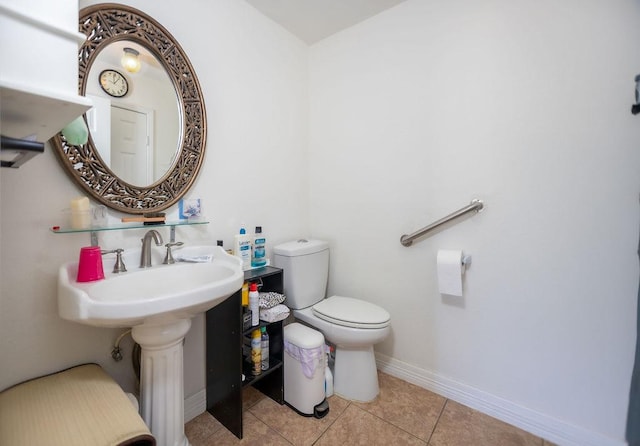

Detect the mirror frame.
xmin=52 ymin=3 xmax=206 ymax=214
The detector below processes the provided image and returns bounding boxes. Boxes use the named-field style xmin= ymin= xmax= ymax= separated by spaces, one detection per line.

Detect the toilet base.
xmin=292 ymin=307 xmax=388 ymax=402
xmin=333 ymin=345 xmax=380 ymax=402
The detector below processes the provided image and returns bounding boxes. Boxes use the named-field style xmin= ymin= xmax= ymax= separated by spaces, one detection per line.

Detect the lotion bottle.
xmin=233 ymin=227 xmax=252 ymax=270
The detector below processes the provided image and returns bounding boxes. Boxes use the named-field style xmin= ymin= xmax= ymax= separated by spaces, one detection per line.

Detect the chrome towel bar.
xmin=400 ymin=199 xmax=484 ymax=247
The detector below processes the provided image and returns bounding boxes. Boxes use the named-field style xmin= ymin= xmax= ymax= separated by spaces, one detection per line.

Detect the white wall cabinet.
xmin=0 ymin=0 xmax=91 ymax=144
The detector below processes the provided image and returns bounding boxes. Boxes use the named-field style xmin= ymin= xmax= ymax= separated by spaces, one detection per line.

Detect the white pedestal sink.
xmin=58 ymin=245 xmax=243 ymax=446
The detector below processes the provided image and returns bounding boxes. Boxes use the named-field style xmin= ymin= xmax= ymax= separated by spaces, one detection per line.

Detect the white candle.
xmin=71 ymin=196 xmax=90 ymax=211
xmin=70 ymin=197 xmax=91 ymax=229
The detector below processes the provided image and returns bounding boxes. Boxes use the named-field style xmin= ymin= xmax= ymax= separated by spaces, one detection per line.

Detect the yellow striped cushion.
xmin=0 ymin=364 xmax=154 ymax=446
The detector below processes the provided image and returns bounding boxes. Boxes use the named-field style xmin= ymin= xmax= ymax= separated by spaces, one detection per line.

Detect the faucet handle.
xmin=101 ymin=248 xmax=127 ymax=273
xmin=163 ymin=242 xmax=184 ymax=265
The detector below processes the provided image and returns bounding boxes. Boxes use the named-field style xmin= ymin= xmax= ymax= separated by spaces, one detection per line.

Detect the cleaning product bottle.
xmin=241 ymin=282 xmax=249 ymax=308
xmin=233 ymin=227 xmax=252 ymax=270
xmin=251 ymin=329 xmax=261 ymax=376
xmin=249 ymin=282 xmax=260 ymax=326
xmin=251 ymin=226 xmax=267 ymax=268
xmin=260 ymin=326 xmax=269 ymax=371
xmin=324 ymin=347 xmax=334 ymax=397
xmin=241 ymin=282 xmax=251 ymax=329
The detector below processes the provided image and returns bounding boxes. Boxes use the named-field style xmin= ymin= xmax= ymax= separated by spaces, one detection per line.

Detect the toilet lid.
xmin=312 ymin=296 xmax=390 ymax=329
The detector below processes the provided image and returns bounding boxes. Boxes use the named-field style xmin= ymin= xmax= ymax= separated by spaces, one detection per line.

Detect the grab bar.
xmin=400 ymin=199 xmax=484 ymax=247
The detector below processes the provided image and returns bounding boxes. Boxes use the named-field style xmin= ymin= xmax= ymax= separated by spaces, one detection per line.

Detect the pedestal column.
xmin=132 ymin=318 xmax=192 ymax=446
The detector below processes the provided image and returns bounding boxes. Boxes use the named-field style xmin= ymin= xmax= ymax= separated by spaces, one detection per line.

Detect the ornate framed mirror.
xmin=52 ymin=3 xmax=206 ymax=214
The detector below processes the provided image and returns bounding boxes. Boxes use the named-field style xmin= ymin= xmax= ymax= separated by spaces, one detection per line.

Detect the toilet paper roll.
xmin=437 ymin=249 xmax=463 ymax=296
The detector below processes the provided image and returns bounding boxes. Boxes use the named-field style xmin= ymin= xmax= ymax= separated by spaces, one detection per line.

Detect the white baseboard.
xmin=184 ymin=389 xmax=206 ymax=424
xmin=375 ymin=353 xmax=626 ymax=446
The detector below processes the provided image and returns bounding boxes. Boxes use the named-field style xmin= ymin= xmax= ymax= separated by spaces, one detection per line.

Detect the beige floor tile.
xmin=315 ymin=404 xmax=426 ymax=445
xmin=185 ymin=411 xmax=224 ymax=446
xmin=187 ymin=372 xmax=553 ymax=446
xmin=353 ymin=372 xmax=446 ymax=441
xmin=243 ymin=385 xmax=266 ymax=411
xmin=429 ymin=400 xmax=542 ymax=446
xmin=205 ymin=411 xmax=292 ymax=446
xmin=248 ymin=393 xmax=350 ymax=446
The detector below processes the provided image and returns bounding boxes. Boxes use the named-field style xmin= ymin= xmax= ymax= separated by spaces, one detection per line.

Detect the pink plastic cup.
xmin=76 ymin=246 xmax=105 ymax=282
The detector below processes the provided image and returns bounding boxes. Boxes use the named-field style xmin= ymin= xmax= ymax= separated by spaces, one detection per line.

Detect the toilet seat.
xmin=312 ymin=296 xmax=390 ymax=329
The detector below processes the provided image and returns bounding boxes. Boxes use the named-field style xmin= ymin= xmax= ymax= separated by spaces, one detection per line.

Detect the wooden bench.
xmin=0 ymin=364 xmax=155 ymax=446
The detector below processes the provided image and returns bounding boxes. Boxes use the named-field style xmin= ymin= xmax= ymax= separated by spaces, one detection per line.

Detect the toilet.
xmin=273 ymin=239 xmax=391 ymax=402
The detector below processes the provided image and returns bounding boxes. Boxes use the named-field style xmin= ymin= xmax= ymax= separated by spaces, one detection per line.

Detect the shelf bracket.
xmin=90 ymin=231 xmax=98 ymax=247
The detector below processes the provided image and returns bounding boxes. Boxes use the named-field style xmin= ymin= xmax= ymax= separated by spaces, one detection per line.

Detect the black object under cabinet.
xmin=1 ymin=135 xmax=44 ymax=168
xmin=205 ymin=266 xmax=285 ymax=439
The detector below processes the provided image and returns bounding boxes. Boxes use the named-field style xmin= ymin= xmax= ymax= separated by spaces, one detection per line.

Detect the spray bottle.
xmin=249 ymin=282 xmax=260 ymax=326
xmin=251 ymin=329 xmax=261 ymax=376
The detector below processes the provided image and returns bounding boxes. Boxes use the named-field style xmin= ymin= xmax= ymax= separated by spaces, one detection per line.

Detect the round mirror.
xmin=52 ymin=3 xmax=206 ymax=214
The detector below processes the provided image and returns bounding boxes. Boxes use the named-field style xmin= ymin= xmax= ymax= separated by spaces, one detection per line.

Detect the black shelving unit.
xmin=205 ymin=266 xmax=285 ymax=439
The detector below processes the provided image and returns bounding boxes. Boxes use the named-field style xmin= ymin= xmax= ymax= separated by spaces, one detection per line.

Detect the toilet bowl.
xmin=294 ymin=297 xmax=390 ymax=402
xmin=272 ymin=239 xmax=391 ymax=402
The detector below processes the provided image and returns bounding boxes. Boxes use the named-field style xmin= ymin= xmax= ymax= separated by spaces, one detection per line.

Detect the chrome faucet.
xmin=163 ymin=241 xmax=184 ymax=265
xmin=140 ymin=230 xmax=163 ymax=268
xmin=101 ymin=248 xmax=127 ymax=273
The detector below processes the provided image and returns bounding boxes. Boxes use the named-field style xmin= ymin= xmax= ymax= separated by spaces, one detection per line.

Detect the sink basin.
xmin=58 ymin=245 xmax=243 ymax=327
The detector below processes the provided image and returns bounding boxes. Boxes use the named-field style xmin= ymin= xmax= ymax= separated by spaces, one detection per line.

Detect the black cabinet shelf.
xmin=242 ymin=320 xmax=272 ymax=336
xmin=205 ymin=266 xmax=285 ymax=439
xmin=243 ymin=359 xmax=283 ymax=387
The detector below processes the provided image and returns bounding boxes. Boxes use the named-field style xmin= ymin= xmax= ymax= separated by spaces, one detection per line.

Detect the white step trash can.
xmin=283 ymin=322 xmax=329 ymax=418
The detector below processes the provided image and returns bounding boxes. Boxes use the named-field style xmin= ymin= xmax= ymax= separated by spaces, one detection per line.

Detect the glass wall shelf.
xmin=50 ymin=219 xmax=209 ymax=234
xmin=50 ymin=220 xmax=209 ymax=246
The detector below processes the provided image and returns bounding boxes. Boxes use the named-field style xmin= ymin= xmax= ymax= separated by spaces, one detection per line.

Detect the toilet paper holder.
xmin=461 ymin=255 xmax=472 ymax=273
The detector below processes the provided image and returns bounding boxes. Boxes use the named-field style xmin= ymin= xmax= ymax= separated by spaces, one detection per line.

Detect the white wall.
xmin=0 ymin=0 xmax=309 ymax=404
xmin=308 ymin=0 xmax=640 ymax=444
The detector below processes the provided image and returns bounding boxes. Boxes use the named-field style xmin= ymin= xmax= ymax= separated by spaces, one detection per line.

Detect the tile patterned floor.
xmin=186 ymin=372 xmax=557 ymax=446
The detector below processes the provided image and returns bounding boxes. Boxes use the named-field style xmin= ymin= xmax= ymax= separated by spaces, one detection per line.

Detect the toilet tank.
xmin=272 ymin=239 xmax=329 ymax=310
